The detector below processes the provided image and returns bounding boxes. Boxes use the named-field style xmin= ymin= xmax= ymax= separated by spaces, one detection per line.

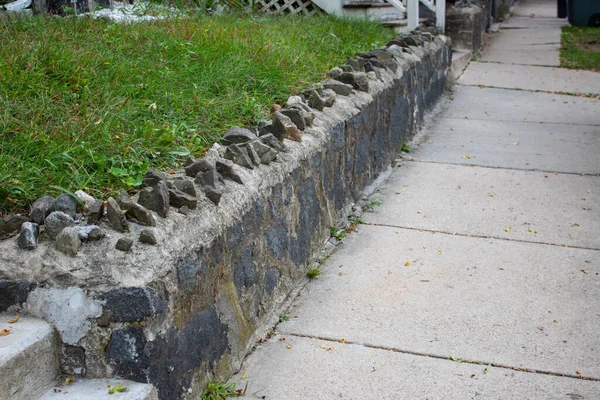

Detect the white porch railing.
xmin=385 ymin=0 xmax=446 ymax=32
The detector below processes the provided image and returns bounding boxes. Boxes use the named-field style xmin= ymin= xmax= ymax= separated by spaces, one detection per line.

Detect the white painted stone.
xmin=26 ymin=287 xmax=103 ymax=345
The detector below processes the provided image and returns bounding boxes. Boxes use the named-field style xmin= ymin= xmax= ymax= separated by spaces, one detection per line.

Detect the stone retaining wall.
xmin=0 ymin=32 xmax=451 ymax=399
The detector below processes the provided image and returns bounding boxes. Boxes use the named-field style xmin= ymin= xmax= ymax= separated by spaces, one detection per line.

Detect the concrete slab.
xmin=417 ymin=118 xmax=600 ymax=174
xmin=230 ymin=335 xmax=600 ymax=399
xmin=501 ymin=16 xmax=568 ymax=28
xmin=365 ymin=162 xmax=600 ymax=248
xmin=275 ymin=225 xmax=600 ymax=378
xmin=459 ymin=62 xmax=600 ymax=95
xmin=0 ymin=313 xmax=59 ymax=400
xmin=40 ymin=379 xmax=159 ymax=400
xmin=478 ymin=46 xmax=559 ymax=66
xmin=480 ymin=28 xmax=560 ymax=66
xmin=487 ymin=27 xmax=562 ymax=46
xmin=512 ymin=0 xmax=557 ymax=18
xmin=445 ymin=86 xmax=600 ymax=126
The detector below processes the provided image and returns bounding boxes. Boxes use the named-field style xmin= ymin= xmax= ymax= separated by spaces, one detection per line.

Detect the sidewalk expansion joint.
xmin=362 ymin=223 xmax=600 ymax=252
xmin=455 ymin=83 xmax=600 ymax=99
xmin=443 ymin=116 xmax=600 ymax=128
xmin=474 ymin=60 xmax=559 ymax=68
xmin=285 ymin=332 xmax=600 ymax=382
xmin=404 ymin=159 xmax=600 ymax=178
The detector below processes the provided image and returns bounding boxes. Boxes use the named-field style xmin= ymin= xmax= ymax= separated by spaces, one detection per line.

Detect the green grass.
xmin=0 ymin=14 xmax=394 ymax=214
xmin=306 ymin=265 xmax=321 ymax=280
xmin=561 ymin=26 xmax=600 ymax=70
xmin=201 ymin=381 xmax=240 ymax=399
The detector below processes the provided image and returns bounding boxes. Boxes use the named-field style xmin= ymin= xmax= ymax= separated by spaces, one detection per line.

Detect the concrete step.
xmin=343 ymin=1 xmax=389 ymax=8
xmin=366 ymin=6 xmax=405 ymax=22
xmin=0 ymin=313 xmax=60 ymax=400
xmin=40 ymin=378 xmax=158 ymax=400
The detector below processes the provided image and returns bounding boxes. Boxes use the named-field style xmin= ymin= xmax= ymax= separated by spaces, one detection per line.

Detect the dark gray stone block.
xmin=233 ymin=245 xmax=258 ymax=296
xmin=106 ymin=198 xmax=128 ymax=232
xmin=45 ymin=211 xmax=75 ymax=240
xmin=184 ymin=159 xmax=213 ymax=178
xmin=86 ymin=199 xmax=105 ymax=225
xmin=126 ymin=203 xmax=156 ymax=227
xmin=115 ymin=237 xmax=133 ymax=252
xmin=30 ymin=196 xmax=54 ymax=225
xmin=106 ymin=327 xmax=148 ymax=382
xmin=264 ymin=268 xmax=280 ymax=295
xmin=137 ymin=181 xmax=169 ymax=218
xmin=222 ymin=126 xmax=258 ymax=145
xmin=52 ymin=194 xmax=77 ymax=219
xmin=0 ymin=280 xmax=36 ymax=312
xmin=17 ymin=222 xmax=39 ymax=250
xmin=100 ymin=287 xmax=166 ymax=323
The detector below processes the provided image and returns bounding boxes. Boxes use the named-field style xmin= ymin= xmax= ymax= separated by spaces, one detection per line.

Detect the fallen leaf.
xmin=511 ymin=141 xmax=520 ymax=146
xmin=484 ymin=368 xmax=488 ymax=374
xmin=65 ymin=377 xmax=73 ymax=385
xmin=339 ymin=272 xmax=343 ymax=276
xmin=279 ymin=337 xmax=286 ymax=341
xmin=242 ymin=374 xmax=248 ymax=380
xmin=581 ymin=269 xmax=589 ymax=274
xmin=339 ymin=338 xmax=345 ymax=344
xmin=461 ymin=154 xmax=471 ymax=159
xmin=327 ymin=345 xmax=334 ymax=351
xmin=0 ymin=327 xmax=11 ymax=336
xmin=286 ymin=345 xmax=292 ymax=349
xmin=8 ymin=314 xmax=20 ymax=323
xmin=470 ymin=374 xmax=476 ymax=378
xmin=571 ymin=223 xmax=580 ymax=227
xmin=505 ymin=226 xmax=511 ymax=232
xmin=320 ymin=344 xmax=327 ymax=349
xmin=576 ymin=370 xmax=581 ymax=375
xmin=405 ymin=261 xmax=412 ymax=267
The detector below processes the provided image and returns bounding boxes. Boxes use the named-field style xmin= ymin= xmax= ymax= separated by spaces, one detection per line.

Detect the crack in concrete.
xmin=456 ymin=82 xmax=600 ymax=99
xmin=404 ymin=159 xmax=600 ymax=178
xmin=474 ymin=60 xmax=559 ymax=68
xmin=443 ymin=116 xmax=600 ymax=128
xmin=285 ymin=332 xmax=600 ymax=382
xmin=362 ymin=222 xmax=600 ymax=252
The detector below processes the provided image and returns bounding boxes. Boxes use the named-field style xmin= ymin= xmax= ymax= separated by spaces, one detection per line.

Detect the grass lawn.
xmin=0 ymin=13 xmax=394 ymax=214
xmin=560 ymin=26 xmax=600 ymax=70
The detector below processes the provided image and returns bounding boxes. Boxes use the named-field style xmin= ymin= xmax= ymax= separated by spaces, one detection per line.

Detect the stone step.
xmin=40 ymin=378 xmax=159 ymax=400
xmin=0 ymin=313 xmax=60 ymax=400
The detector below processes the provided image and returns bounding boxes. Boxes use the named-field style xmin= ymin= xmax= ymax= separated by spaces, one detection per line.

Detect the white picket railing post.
xmin=407 ymin=0 xmax=418 ymax=30
xmin=435 ymin=0 xmax=446 ymax=33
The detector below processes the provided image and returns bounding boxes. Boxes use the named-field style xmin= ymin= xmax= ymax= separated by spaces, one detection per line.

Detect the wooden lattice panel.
xmin=255 ymin=0 xmax=323 ymax=15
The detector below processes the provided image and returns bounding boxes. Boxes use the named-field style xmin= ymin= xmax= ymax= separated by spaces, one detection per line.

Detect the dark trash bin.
xmin=557 ymin=0 xmax=567 ymax=18
xmin=568 ymin=0 xmax=600 ymax=27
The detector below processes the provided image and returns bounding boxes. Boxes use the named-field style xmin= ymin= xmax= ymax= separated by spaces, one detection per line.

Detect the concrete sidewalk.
xmin=230 ymin=0 xmax=600 ymax=398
